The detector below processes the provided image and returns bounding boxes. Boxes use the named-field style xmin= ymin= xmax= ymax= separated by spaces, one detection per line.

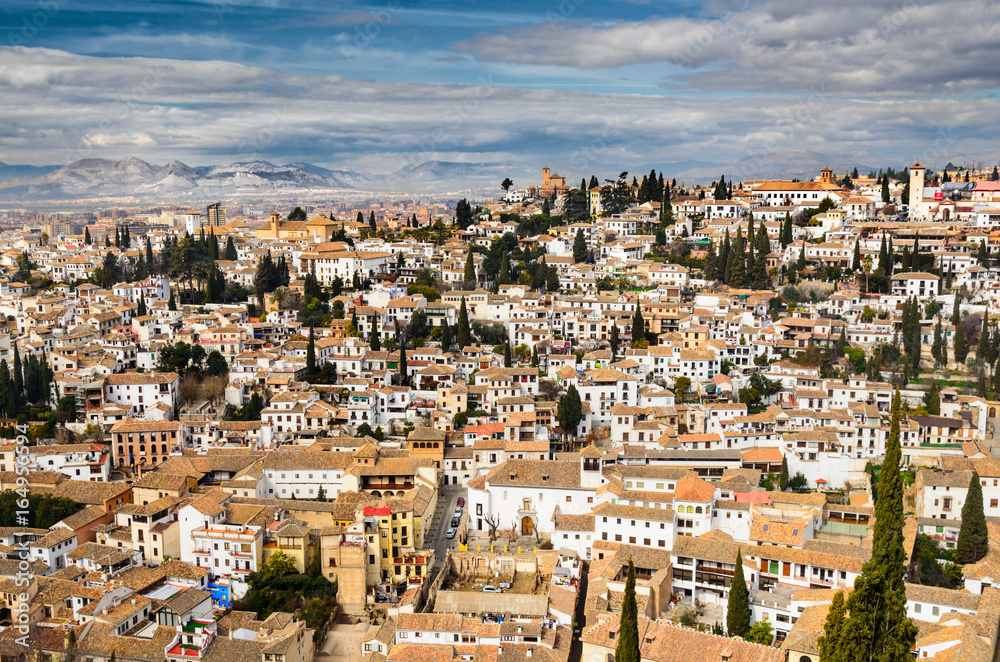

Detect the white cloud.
xmin=0 ymin=44 xmax=998 ymax=175
xmin=453 ymin=0 xmax=1000 ymax=95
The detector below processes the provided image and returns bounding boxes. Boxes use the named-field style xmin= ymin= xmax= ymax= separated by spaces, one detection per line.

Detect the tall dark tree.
xmin=457 ymin=297 xmax=472 ymax=349
xmin=610 ymin=323 xmax=619 ymax=363
xmin=464 ymin=251 xmax=476 ymax=283
xmin=556 ymin=384 xmax=582 ymax=437
xmin=828 ymin=389 xmax=917 ymax=662
xmin=727 ymin=550 xmax=751 ymax=637
xmin=225 ymin=236 xmax=237 ymax=261
xmin=881 ymin=176 xmax=890 ymax=204
xmin=503 ymin=343 xmax=512 ymax=368
xmin=306 ymin=327 xmax=316 ymax=375
xmin=615 ymin=560 xmax=640 ymax=662
xmin=84 ymin=227 xmax=92 ymax=245
xmin=370 ymin=328 xmax=381 ymax=352
xmin=440 ymin=322 xmax=452 ymax=352
xmin=12 ymin=346 xmax=23 ymax=411
xmin=957 ymin=472 xmax=988 ymax=564
xmin=632 ymin=305 xmax=645 ymax=346
xmin=818 ymin=590 xmax=848 ymax=662
xmin=853 ymin=240 xmax=862 ymax=272
xmin=573 ymin=229 xmax=588 ymax=264
xmin=779 ymin=456 xmax=789 ymax=491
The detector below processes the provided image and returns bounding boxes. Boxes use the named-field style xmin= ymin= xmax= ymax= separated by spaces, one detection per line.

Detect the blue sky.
xmin=1 ymin=0 xmax=999 ymax=177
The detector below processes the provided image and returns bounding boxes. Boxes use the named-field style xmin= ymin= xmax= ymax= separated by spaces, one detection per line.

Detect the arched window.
xmin=686 ymin=505 xmax=694 ymax=514
xmin=118 ymin=445 xmax=124 ymax=456
xmin=696 ymin=506 xmax=703 ymax=514
xmin=139 ymin=445 xmax=145 ymax=454
xmin=800 ymin=656 xmax=812 ymax=662
xmin=161 ymin=444 xmax=168 ymax=455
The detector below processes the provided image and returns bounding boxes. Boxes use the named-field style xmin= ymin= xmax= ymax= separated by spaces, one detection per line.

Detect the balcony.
xmin=696 ymin=564 xmax=734 ymax=576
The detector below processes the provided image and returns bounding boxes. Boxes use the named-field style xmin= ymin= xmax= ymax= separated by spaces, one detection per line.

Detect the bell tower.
xmin=820 ymin=167 xmax=833 ymax=185
xmin=909 ymin=164 xmax=926 ymax=219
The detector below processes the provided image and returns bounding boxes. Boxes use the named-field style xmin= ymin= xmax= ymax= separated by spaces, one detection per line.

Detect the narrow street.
xmin=425 ymin=484 xmax=465 ymax=579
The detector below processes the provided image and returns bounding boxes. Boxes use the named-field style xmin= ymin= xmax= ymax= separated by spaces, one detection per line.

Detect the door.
xmin=521 ymin=516 xmax=533 ymax=536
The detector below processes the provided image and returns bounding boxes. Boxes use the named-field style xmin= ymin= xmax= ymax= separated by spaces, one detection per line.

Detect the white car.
xmin=446 ymin=528 xmax=457 ymax=539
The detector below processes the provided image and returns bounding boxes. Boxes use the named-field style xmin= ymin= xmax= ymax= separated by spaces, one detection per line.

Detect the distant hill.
xmin=673 ymin=150 xmax=882 ymax=184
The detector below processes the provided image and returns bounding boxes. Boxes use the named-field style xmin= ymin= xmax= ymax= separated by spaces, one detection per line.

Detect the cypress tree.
xmin=852 ymin=240 xmax=861 ymax=272
xmin=632 ymin=305 xmax=645 ymax=346
xmin=720 ymin=231 xmax=732 ymax=284
xmin=957 ymin=472 xmax=988 ymax=564
xmin=457 ymin=297 xmax=471 ymax=349
xmin=0 ymin=360 xmax=13 ymax=418
xmin=573 ymin=229 xmax=588 ymax=264
xmin=84 ymin=227 xmax=92 ymax=245
xmin=556 ymin=384 xmax=582 ymax=437
xmin=818 ymin=591 xmax=848 ymax=662
xmin=168 ymin=290 xmax=176 ymax=311
xmin=954 ymin=319 xmax=969 ymax=365
xmin=727 ymin=550 xmax=751 ymax=637
xmin=225 ymin=236 xmax=237 ymax=261
xmin=12 ymin=346 xmax=23 ymax=411
xmin=503 ymin=343 xmax=512 ymax=368
xmin=932 ymin=318 xmax=943 ymax=365
xmin=610 ymin=323 xmax=619 ymax=362
xmin=398 ymin=339 xmax=409 ymax=387
xmin=532 ymin=345 xmax=539 ymax=367
xmin=137 ymin=295 xmax=147 ymax=317
xmin=370 ymin=329 xmax=381 ymax=352
xmin=779 ymin=456 xmax=789 ymax=491
xmin=440 ymin=322 xmax=452 ymax=352
xmin=878 ymin=234 xmax=889 ymax=274
xmin=615 ymin=560 xmax=640 ymax=662
xmin=882 ymin=176 xmax=890 ymax=204
xmin=369 ymin=211 xmax=377 ymax=233
xmin=306 ymin=327 xmax=316 ymax=375
xmin=780 ymin=212 xmax=793 ymax=248
xmin=829 ymin=389 xmax=917 ymax=662
xmin=464 ymin=251 xmax=475 ymax=283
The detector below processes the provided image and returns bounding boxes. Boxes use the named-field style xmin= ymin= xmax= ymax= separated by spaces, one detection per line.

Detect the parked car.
xmin=446 ymin=528 xmax=457 ymax=539
xmin=451 ymin=517 xmax=460 ymax=527
xmin=482 ymin=585 xmax=502 ymax=593
xmin=454 ymin=507 xmax=463 ymax=518
xmin=456 ymin=497 xmax=465 ymax=507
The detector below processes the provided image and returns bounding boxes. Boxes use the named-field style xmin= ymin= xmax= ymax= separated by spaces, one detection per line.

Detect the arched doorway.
xmin=521 ymin=516 xmax=533 ymax=536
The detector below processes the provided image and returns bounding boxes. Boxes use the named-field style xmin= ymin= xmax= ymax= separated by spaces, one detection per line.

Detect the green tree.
xmin=746 ymin=621 xmax=774 ymax=646
xmin=225 ymin=236 xmax=238 ymax=260
xmin=779 ymin=456 xmax=789 ymax=491
xmin=829 ymin=389 xmax=917 ymax=662
xmin=674 ymin=375 xmax=691 ymax=400
xmin=440 ymin=322 xmax=452 ymax=352
xmin=503 ymin=343 xmax=512 ymax=368
xmin=615 ymin=560 xmax=640 ymax=662
xmin=12 ymin=346 xmax=23 ymax=411
xmin=882 ymin=176 xmax=890 ymax=204
xmin=632 ymin=306 xmax=645 ymax=346
xmin=727 ymin=550 xmax=751 ymax=637
xmin=957 ymin=471 xmax=988 ymax=564
xmin=818 ymin=590 xmax=847 ymax=662
xmin=932 ymin=318 xmax=944 ymax=366
xmin=287 ymin=207 xmax=307 ymax=222
xmin=457 ymin=297 xmax=472 ymax=349
xmin=923 ymin=381 xmax=941 ymax=415
xmin=556 ymin=384 xmax=582 ymax=437
xmin=573 ymin=229 xmax=588 ymax=264
xmin=84 ymin=227 xmax=91 ymax=245
xmin=464 ymin=251 xmax=476 ymax=283
xmin=306 ymin=327 xmax=316 ymax=375
xmin=316 ymin=486 xmax=327 ymax=502
xmin=610 ymin=323 xmax=619 ymax=363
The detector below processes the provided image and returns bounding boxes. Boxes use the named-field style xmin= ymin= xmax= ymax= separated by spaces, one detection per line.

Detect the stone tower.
xmin=909 ymin=164 xmax=925 ymax=219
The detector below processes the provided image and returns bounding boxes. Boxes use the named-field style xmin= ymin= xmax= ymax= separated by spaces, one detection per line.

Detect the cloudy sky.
xmin=0 ymin=0 xmax=998 ymax=176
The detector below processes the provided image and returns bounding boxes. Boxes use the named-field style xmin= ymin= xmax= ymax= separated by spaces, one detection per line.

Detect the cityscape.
xmin=1 ymin=2 xmax=999 ymax=662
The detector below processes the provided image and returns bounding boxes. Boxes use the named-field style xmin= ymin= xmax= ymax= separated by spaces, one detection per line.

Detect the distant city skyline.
xmin=1 ymin=0 xmax=999 ymax=173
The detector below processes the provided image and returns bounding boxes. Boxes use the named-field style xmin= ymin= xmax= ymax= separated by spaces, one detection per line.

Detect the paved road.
xmin=426 ymin=484 xmax=466 ymax=576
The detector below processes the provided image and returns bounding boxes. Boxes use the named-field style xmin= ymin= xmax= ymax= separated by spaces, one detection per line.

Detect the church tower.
xmin=909 ymin=164 xmax=926 ymax=219
xmin=820 ymin=167 xmax=833 ymax=185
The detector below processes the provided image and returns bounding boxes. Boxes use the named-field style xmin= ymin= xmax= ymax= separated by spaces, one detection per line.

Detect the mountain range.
xmin=0 ymin=151 xmax=893 ymax=202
